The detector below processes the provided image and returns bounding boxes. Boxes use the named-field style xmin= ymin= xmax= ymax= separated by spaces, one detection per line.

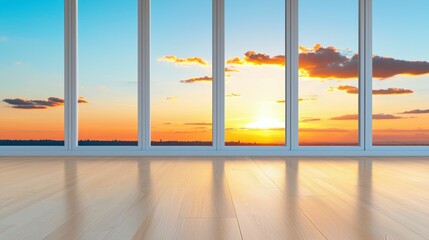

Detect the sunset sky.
xmin=224 ymin=0 xmax=286 ymax=146
xmin=150 ymin=0 xmax=212 ymax=144
xmin=298 ymin=0 xmax=359 ymax=145
xmin=1 ymin=0 xmax=429 ymax=146
xmin=78 ymin=0 xmax=138 ymax=143
xmin=0 ymin=0 xmax=64 ymax=141
xmin=372 ymin=0 xmax=429 ymax=145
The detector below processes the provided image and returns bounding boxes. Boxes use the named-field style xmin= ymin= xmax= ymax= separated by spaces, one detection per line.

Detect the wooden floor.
xmin=1 ymin=157 xmax=429 ymax=240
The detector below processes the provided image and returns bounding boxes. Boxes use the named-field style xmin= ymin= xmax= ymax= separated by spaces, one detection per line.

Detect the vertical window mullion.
xmin=65 ymin=0 xmax=78 ymax=150
xmin=359 ymin=0 xmax=365 ymax=148
xmin=364 ymin=0 xmax=373 ymax=150
xmin=214 ymin=0 xmax=225 ymax=150
xmin=286 ymin=0 xmax=293 ymax=150
xmin=64 ymin=0 xmax=70 ymax=150
xmin=139 ymin=0 xmax=150 ymax=150
xmin=290 ymin=0 xmax=299 ymax=150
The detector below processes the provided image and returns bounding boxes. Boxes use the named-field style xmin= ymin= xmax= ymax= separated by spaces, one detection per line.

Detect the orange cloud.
xmin=226 ymin=51 xmax=285 ymax=66
xmin=337 ymin=85 xmax=359 ymax=94
xmin=337 ymin=85 xmax=414 ymax=95
xmin=299 ymin=45 xmax=358 ymax=79
xmin=373 ymin=88 xmax=413 ymax=95
xmin=225 ymin=67 xmax=239 ymax=72
xmin=163 ymin=45 xmax=429 ymax=79
xmin=330 ymin=114 xmax=359 ymax=120
xmin=158 ymin=55 xmax=208 ymax=66
xmin=227 ymin=44 xmax=429 ymax=79
xmin=400 ymin=109 xmax=429 ymax=114
xmin=180 ymin=76 xmax=212 ymax=83
xmin=78 ymin=96 xmax=89 ymax=103
xmin=374 ymin=56 xmax=429 ymax=79
xmin=300 ymin=118 xmax=321 ymax=122
xmin=300 ymin=44 xmax=429 ymax=79
xmin=276 ymin=98 xmax=317 ymax=104
xmin=330 ymin=113 xmax=402 ymax=120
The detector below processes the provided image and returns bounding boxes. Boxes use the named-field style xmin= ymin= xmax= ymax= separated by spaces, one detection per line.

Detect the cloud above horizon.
xmin=78 ymin=97 xmax=89 ymax=104
xmin=373 ymin=56 xmax=429 ymax=79
xmin=299 ymin=45 xmax=358 ymax=79
xmin=158 ymin=55 xmax=208 ymax=66
xmin=337 ymin=85 xmax=414 ymax=95
xmin=330 ymin=113 xmax=403 ymax=120
xmin=180 ymin=76 xmax=212 ymax=83
xmin=399 ymin=109 xmax=429 ymax=114
xmin=226 ymin=44 xmax=429 ymax=79
xmin=227 ymin=51 xmax=285 ymax=66
xmin=300 ymin=118 xmax=321 ymax=122
xmin=300 ymin=44 xmax=429 ymax=79
xmin=276 ymin=97 xmax=317 ymax=104
xmin=225 ymin=67 xmax=239 ymax=72
xmin=3 ymin=97 xmax=89 ymax=109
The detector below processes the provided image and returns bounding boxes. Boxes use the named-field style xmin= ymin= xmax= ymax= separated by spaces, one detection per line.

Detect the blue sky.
xmin=0 ymin=0 xmax=64 ymax=99
xmin=299 ymin=0 xmax=358 ymax=51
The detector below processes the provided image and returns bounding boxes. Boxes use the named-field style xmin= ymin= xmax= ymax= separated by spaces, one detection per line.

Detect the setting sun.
xmin=245 ymin=117 xmax=284 ymax=130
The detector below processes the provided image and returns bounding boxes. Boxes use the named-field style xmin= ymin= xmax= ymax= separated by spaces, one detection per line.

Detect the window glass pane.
xmin=373 ymin=0 xmax=429 ymax=146
xmin=78 ymin=0 xmax=138 ymax=146
xmin=225 ymin=0 xmax=286 ymax=146
xmin=298 ymin=0 xmax=359 ymax=146
xmin=0 ymin=0 xmax=64 ymax=146
xmin=151 ymin=0 xmax=212 ymax=146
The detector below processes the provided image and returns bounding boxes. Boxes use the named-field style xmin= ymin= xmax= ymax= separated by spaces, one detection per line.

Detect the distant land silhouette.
xmin=152 ymin=141 xmax=212 ymax=146
xmin=0 ymin=139 xmax=138 ymax=146
xmin=79 ymin=140 xmax=138 ymax=146
xmin=225 ymin=141 xmax=284 ymax=146
xmin=0 ymin=140 xmax=64 ymax=146
xmin=299 ymin=143 xmax=358 ymax=146
xmin=1 ymin=139 xmax=428 ymax=146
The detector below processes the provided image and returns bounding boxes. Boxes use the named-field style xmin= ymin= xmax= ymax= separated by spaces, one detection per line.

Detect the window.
xmin=298 ymin=0 xmax=359 ymax=146
xmin=0 ymin=0 xmax=64 ymax=146
xmin=77 ymin=0 xmax=138 ymax=146
xmin=225 ymin=0 xmax=286 ymax=146
xmin=150 ymin=0 xmax=213 ymax=146
xmin=373 ymin=0 xmax=429 ymax=146
xmin=1 ymin=0 xmax=429 ymax=154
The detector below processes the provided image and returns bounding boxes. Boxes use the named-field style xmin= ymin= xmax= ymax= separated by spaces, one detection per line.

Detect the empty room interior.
xmin=1 ymin=0 xmax=429 ymax=239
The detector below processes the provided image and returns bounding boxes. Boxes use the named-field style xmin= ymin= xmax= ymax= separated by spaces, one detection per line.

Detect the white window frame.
xmin=1 ymin=0 xmax=429 ymax=156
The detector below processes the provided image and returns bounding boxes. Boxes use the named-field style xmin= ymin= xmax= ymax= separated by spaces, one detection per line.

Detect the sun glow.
xmin=245 ymin=117 xmax=284 ymax=129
